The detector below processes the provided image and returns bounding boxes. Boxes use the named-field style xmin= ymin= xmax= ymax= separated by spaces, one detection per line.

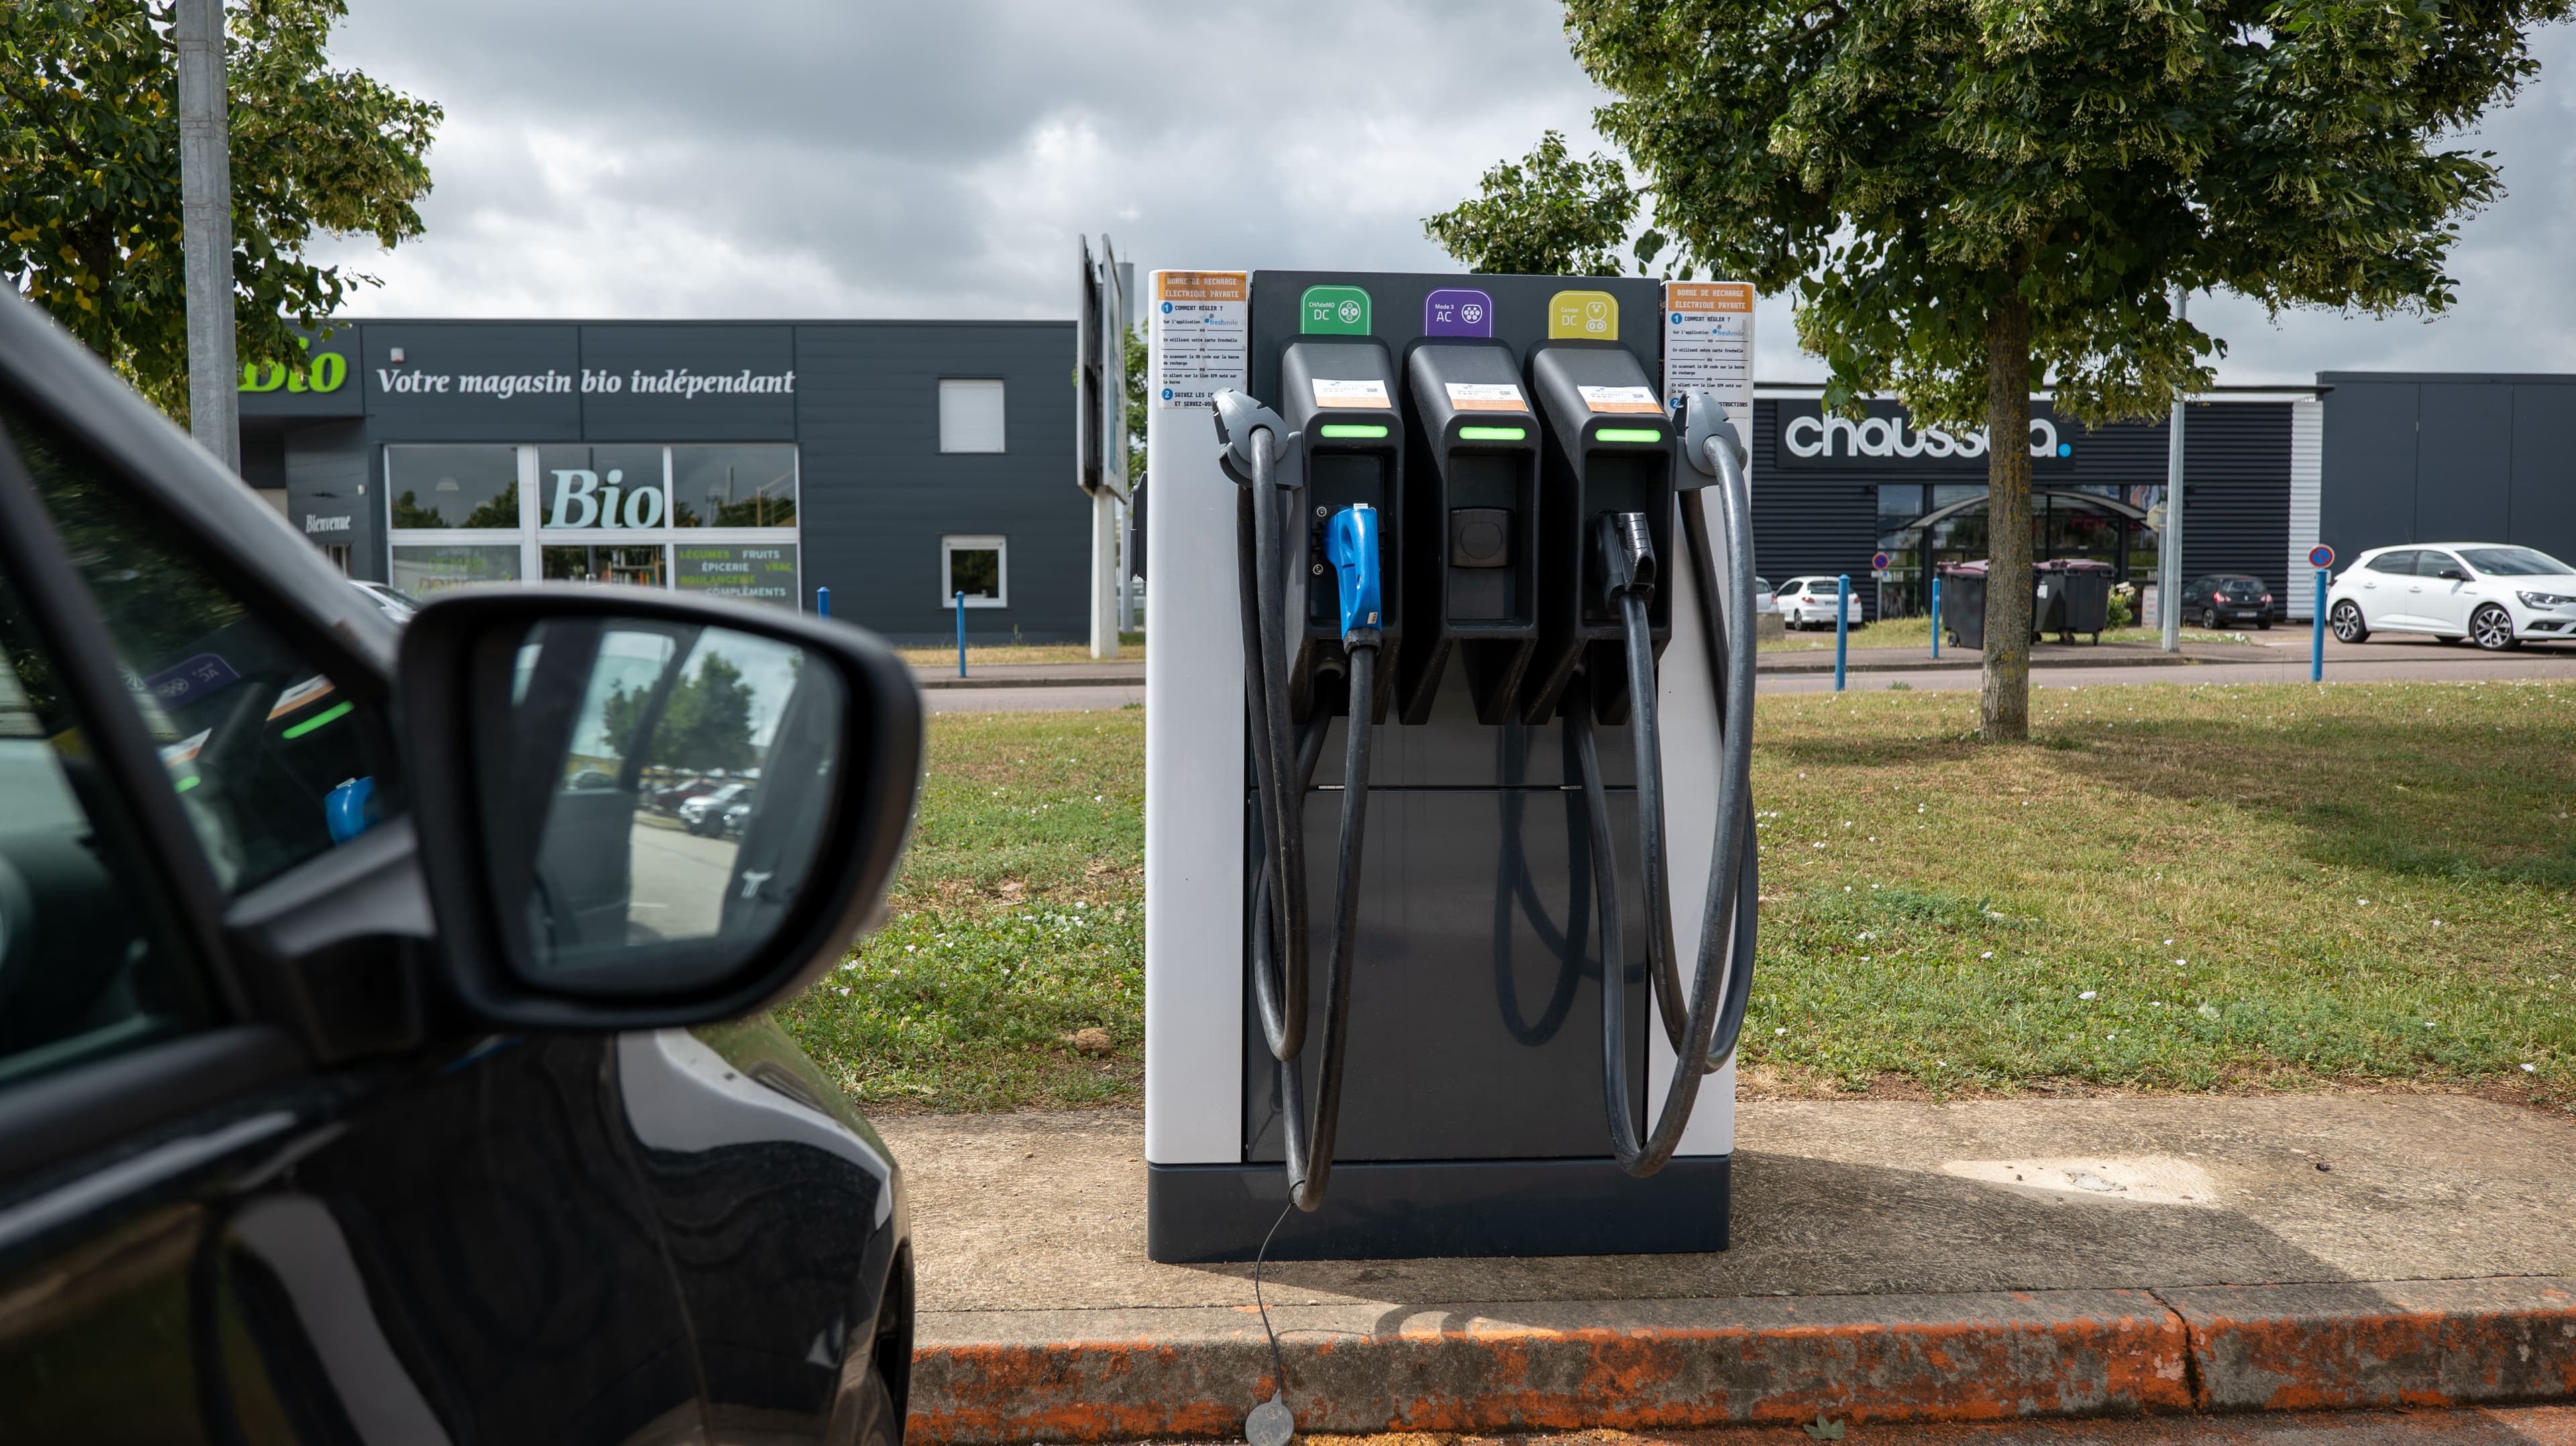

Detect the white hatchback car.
xmin=2326 ymin=543 xmax=2576 ymax=650
xmin=1776 ymin=575 xmax=1864 ymax=630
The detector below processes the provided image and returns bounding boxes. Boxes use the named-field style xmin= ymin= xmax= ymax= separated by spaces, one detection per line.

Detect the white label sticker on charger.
xmin=1310 ymin=378 xmax=1389 ymax=409
xmin=1578 ymin=384 xmax=1663 ymax=415
xmin=1443 ymin=382 xmax=1527 ymax=412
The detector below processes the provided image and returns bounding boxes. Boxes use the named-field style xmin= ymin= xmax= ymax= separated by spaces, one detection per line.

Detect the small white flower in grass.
xmin=2523 ymin=1063 xmax=2538 ymax=1073
xmin=2164 ymin=938 xmax=2174 ymax=946
xmin=2080 ymin=991 xmax=2098 ymax=1000
xmin=2424 ymin=1021 xmax=2437 ymax=1029
xmin=2357 ymin=898 xmax=2370 ymax=905
xmin=904 ymin=945 xmax=916 ymax=952
xmin=1981 ymin=951 xmax=1994 ymax=959
xmin=841 ymin=962 xmax=859 ymax=971
xmin=2176 ymin=959 xmax=2187 ymax=966
xmin=837 ymin=987 xmax=852 ymax=996
xmin=1776 ymin=1027 xmax=1788 ymax=1035
xmin=1861 ymin=956 xmax=1871 ymax=962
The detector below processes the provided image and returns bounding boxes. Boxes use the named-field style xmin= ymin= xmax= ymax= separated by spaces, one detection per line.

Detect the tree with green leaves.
xmin=1430 ymin=0 xmax=2565 ymax=737
xmin=602 ymin=651 xmax=760 ymax=777
xmin=1 ymin=0 xmax=439 ymax=422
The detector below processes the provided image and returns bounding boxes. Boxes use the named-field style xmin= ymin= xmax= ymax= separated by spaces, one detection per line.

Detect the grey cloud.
xmin=317 ymin=1 xmax=2576 ymax=386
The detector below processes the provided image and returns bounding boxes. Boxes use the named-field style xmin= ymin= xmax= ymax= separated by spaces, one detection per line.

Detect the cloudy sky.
xmin=313 ymin=0 xmax=2576 ymax=386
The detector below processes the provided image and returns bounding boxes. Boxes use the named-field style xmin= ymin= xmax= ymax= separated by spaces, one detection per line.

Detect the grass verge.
xmin=893 ymin=634 xmax=1144 ymax=668
xmin=779 ymin=679 xmax=2575 ymax=1113
xmin=1765 ymin=615 xmax=2253 ymax=652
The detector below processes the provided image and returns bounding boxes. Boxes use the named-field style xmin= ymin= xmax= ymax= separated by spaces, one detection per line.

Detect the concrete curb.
xmin=906 ymin=1278 xmax=2576 ymax=1443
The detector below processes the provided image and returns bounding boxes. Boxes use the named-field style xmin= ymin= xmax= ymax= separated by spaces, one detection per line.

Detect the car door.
xmin=0 ymin=378 xmax=706 ymax=1443
xmin=2414 ymin=550 xmax=2475 ymax=634
xmin=2357 ymin=550 xmax=2420 ymax=627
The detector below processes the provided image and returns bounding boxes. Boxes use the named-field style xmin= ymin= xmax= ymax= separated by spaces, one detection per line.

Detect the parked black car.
xmin=0 ymin=293 xmax=924 ymax=1443
xmin=2179 ymin=573 xmax=2276 ymax=629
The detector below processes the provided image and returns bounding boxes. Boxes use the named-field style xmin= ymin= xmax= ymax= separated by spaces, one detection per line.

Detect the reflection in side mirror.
xmin=398 ymin=589 xmax=922 ymax=1028
xmin=486 ymin=618 xmax=843 ymax=994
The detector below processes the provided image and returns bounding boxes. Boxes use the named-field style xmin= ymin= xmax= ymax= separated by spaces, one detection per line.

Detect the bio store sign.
xmin=238 ymin=336 xmax=347 ymax=394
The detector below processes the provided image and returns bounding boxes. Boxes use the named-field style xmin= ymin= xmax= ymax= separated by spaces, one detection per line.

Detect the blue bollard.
xmin=816 ymin=586 xmax=830 ymax=618
xmin=955 ymin=591 xmax=968 ymax=677
xmin=1835 ymin=573 xmax=1851 ymax=691
xmin=1931 ymin=574 xmax=1941 ymax=659
xmin=2312 ymin=569 xmax=2327 ymax=682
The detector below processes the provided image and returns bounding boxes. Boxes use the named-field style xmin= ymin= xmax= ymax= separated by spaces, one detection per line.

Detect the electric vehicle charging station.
xmin=1145 ymin=270 xmax=1758 ymax=1264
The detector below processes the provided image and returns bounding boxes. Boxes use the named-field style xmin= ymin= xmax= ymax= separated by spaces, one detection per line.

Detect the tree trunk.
xmin=1980 ymin=290 xmax=2033 ymax=740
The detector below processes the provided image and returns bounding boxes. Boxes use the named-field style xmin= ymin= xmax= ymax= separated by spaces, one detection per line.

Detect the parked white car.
xmin=1754 ymin=577 xmax=1778 ymax=616
xmin=2326 ymin=543 xmax=2576 ymax=650
xmin=1776 ymin=575 xmax=1864 ymax=630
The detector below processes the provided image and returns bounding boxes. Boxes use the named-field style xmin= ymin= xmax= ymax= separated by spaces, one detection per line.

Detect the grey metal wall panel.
xmin=2510 ymin=384 xmax=2576 ymax=559
xmin=793 ymin=322 xmax=1083 ymax=642
xmin=578 ymin=324 xmax=798 ymax=441
xmin=2318 ymin=379 xmax=2419 ymax=558
xmin=2178 ymin=401 xmax=2293 ymax=600
xmin=286 ymin=420 xmax=374 ymax=577
xmin=2415 ymin=383 xmax=2514 ymax=539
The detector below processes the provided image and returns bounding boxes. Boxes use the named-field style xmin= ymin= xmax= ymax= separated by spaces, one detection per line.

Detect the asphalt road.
xmin=1761 ymin=636 xmax=2576 ymax=693
xmin=918 ymin=635 xmax=2573 ymax=711
xmin=626 ymin=816 xmax=737 ymax=937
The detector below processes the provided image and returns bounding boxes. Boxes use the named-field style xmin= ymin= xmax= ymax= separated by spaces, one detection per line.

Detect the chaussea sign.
xmin=1770 ymin=398 xmax=2076 ymax=472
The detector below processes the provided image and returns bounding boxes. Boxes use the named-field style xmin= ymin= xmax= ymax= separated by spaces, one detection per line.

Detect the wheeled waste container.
xmin=1939 ymin=561 xmax=1988 ymax=649
xmin=2033 ymin=558 xmax=2114 ymax=643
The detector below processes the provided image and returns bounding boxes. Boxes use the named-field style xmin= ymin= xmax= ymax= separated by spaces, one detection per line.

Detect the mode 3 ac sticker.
xmin=1444 ymin=382 xmax=1526 ymax=412
xmin=1578 ymin=384 xmax=1662 ymax=414
xmin=1311 ymin=378 xmax=1390 ymax=408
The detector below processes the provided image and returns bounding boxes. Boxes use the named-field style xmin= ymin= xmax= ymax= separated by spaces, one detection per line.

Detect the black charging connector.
xmin=1594 ymin=510 xmax=1657 ymax=609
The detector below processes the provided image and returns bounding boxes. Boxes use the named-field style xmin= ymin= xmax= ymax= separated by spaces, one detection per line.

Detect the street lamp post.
xmin=2159 ymin=290 xmax=2186 ymax=653
xmin=176 ymin=0 xmax=238 ymax=473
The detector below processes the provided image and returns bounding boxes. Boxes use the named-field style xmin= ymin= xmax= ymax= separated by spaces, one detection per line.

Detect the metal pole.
xmin=1835 ymin=573 xmax=1850 ymax=691
xmin=816 ymin=586 xmax=830 ymax=618
xmin=2159 ymin=292 xmax=2187 ymax=653
xmin=2312 ymin=569 xmax=2327 ymax=682
xmin=1931 ymin=573 xmax=1942 ymax=659
xmin=955 ymin=591 xmax=968 ymax=677
xmin=176 ymin=0 xmax=238 ymax=471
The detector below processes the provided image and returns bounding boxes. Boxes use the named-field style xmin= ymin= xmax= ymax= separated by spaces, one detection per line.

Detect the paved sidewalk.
xmin=887 ymin=1095 xmax=2576 ymax=1441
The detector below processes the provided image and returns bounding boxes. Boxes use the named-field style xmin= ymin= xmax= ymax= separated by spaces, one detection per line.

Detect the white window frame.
xmin=938 ymin=378 xmax=1007 ymax=454
xmin=941 ymin=534 xmax=1008 ymax=608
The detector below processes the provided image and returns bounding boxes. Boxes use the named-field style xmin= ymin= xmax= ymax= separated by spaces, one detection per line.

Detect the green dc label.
xmin=1300 ymin=285 xmax=1372 ymax=335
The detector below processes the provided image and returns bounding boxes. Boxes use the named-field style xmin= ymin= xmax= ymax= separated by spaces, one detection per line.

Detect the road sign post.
xmin=2308 ymin=545 xmax=2334 ymax=682
xmin=1835 ymin=574 xmax=1851 ymax=691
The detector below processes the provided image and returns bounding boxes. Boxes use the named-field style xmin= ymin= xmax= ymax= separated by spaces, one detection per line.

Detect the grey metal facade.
xmin=2318 ymin=372 xmax=2576 ymax=567
xmin=240 ymin=318 xmax=1083 ymax=644
xmin=1748 ymin=393 xmax=2296 ymax=618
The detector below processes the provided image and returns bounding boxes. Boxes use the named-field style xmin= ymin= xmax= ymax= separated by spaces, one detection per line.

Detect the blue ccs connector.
xmin=1325 ymin=504 xmax=1383 ymax=649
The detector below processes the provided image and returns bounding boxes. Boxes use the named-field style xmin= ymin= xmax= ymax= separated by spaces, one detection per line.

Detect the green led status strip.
xmin=280 ymin=700 xmax=354 ymax=740
xmin=1597 ymin=427 xmax=1664 ymax=443
xmin=174 ymin=774 xmax=201 ymax=793
xmin=1458 ymin=426 xmax=1527 ymax=441
xmin=1317 ymin=423 xmax=1389 ymax=439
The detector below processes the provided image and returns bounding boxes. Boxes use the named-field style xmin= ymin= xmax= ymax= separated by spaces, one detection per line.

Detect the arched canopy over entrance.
xmin=1874 ymin=488 xmax=2155 ymax=617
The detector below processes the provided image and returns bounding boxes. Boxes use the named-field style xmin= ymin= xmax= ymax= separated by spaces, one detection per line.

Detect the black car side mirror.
xmin=2438 ymin=567 xmax=2466 ymax=581
xmin=396 ymin=588 xmax=922 ymax=1030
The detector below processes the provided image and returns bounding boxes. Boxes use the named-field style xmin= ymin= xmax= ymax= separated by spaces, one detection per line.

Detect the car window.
xmin=0 ymin=557 xmax=212 ymax=1089
xmin=2416 ymin=551 xmax=2463 ymax=577
xmin=2366 ymin=551 xmax=2418 ymax=575
xmin=3 ymin=398 xmax=389 ymax=894
xmin=2458 ymin=547 xmax=2572 ymax=576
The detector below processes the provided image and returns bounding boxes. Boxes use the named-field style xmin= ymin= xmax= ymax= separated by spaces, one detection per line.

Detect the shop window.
xmin=672 ymin=445 xmax=796 ymax=527
xmin=543 ymin=545 xmax=669 ymax=588
xmin=942 ymin=535 xmax=1007 ymax=608
xmin=939 ymin=380 xmax=1006 ymax=454
xmin=386 ymin=445 xmax=520 ymax=529
xmin=392 ymin=544 xmax=522 ymax=597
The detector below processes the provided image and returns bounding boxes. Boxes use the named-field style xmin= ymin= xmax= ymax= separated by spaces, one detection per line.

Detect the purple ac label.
xmin=1424 ymin=288 xmax=1495 ymax=337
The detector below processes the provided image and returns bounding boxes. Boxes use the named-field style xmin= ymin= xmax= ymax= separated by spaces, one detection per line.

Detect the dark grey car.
xmin=0 ymin=292 xmax=924 ymax=1443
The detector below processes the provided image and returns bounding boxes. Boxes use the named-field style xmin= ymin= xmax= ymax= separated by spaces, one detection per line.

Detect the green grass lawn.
xmin=779 ymin=679 xmax=2576 ymax=1113
xmin=892 ymin=634 xmax=1144 ymax=668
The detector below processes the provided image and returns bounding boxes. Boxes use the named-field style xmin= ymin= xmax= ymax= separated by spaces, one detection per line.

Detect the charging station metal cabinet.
xmin=1280 ymin=340 xmax=1404 ymax=724
xmin=1522 ymin=347 xmax=1676 ymax=728
xmin=1398 ymin=344 xmax=1540 ymax=724
xmin=1144 ymin=271 xmax=1735 ymax=1265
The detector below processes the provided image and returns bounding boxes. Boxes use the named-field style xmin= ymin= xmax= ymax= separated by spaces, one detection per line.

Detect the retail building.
xmin=237 ymin=319 xmax=1084 ymax=644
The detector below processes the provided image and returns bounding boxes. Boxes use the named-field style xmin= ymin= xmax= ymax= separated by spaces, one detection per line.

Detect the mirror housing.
xmin=396 ymin=588 xmax=922 ymax=1031
xmin=2438 ymin=567 xmax=2467 ymax=581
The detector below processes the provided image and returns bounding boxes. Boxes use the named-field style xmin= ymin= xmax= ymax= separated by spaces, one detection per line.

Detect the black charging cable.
xmin=1573 ymin=425 xmax=1762 ymax=1175
xmin=1217 ymin=397 xmax=1377 ymax=1215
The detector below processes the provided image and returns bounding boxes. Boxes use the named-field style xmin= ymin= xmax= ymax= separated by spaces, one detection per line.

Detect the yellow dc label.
xmin=1548 ymin=290 xmax=1618 ymax=340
